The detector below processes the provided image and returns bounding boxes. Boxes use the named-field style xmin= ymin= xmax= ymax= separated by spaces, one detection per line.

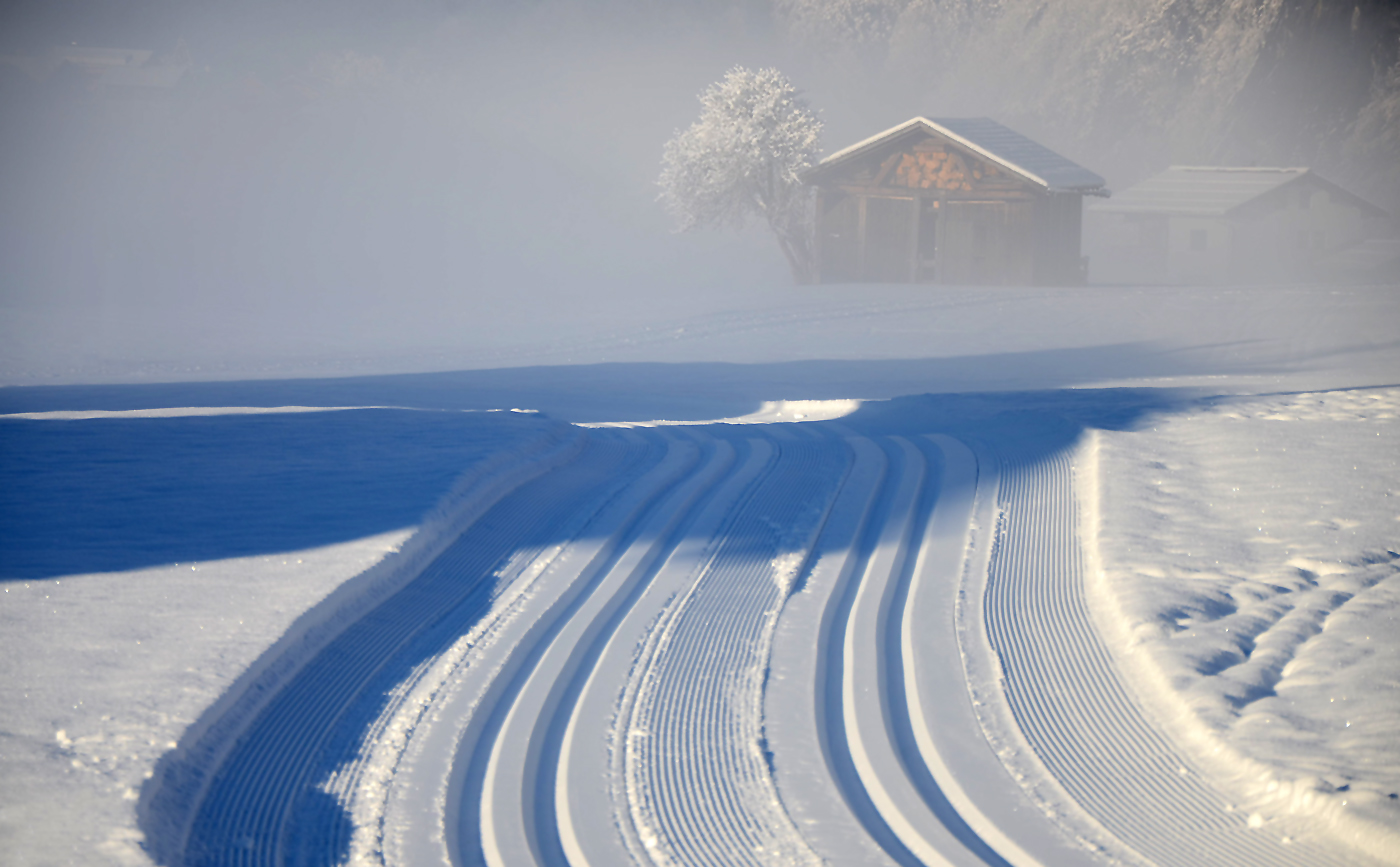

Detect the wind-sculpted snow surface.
xmin=141 ymin=407 xmax=1384 ymax=867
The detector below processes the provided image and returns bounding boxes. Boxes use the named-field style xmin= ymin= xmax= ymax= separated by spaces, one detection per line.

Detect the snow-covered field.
xmin=1089 ymin=388 xmax=1400 ymax=860
xmin=1 ymin=283 xmax=1397 ymax=867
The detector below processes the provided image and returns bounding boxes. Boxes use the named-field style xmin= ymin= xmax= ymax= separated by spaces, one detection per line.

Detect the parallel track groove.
xmin=156 ymin=420 xmax=1353 ymax=867
xmin=982 ymin=444 xmax=1348 ymax=867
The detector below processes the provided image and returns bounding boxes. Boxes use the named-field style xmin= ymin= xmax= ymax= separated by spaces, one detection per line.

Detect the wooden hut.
xmin=806 ymin=117 xmax=1107 ymax=285
xmin=1084 ymin=166 xmax=1392 ymax=285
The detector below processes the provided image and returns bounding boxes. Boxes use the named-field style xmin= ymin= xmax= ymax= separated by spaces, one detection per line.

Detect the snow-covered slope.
xmin=1088 ymin=387 xmax=1400 ymax=863
xmin=4 ymin=284 xmax=1397 ymax=394
xmin=2 ymin=284 xmax=1396 ymax=867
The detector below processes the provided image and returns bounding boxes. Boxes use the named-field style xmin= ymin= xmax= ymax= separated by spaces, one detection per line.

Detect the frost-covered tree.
xmin=659 ymin=67 xmax=823 ymax=283
xmin=774 ymin=0 xmax=909 ymax=54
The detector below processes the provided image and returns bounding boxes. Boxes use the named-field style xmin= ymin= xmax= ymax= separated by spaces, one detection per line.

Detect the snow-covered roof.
xmin=1088 ymin=166 xmax=1389 ymax=219
xmin=1089 ymin=166 xmax=1312 ymax=216
xmin=812 ymin=116 xmax=1107 ymax=194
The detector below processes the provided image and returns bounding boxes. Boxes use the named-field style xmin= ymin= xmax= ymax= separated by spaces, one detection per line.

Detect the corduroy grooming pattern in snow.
xmin=153 ymin=417 xmax=1342 ymax=867
xmin=780 ymin=433 xmax=1070 ymax=867
xmin=612 ymin=426 xmax=843 ymax=867
xmin=462 ymin=428 xmax=1049 ymax=867
xmin=444 ymin=425 xmax=854 ymax=867
xmin=982 ymin=443 xmax=1351 ymax=867
xmin=447 ymin=429 xmax=786 ymax=867
xmin=174 ymin=429 xmax=663 ymax=867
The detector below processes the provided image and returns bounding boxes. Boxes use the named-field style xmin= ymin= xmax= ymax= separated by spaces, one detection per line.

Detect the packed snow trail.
xmin=441 ymin=426 xmax=1063 ymax=867
xmin=171 ymin=428 xmax=663 ymax=866
xmin=781 ymin=433 xmax=1076 ymax=867
xmin=974 ymin=440 xmax=1358 ymax=867
xmin=609 ymin=427 xmax=839 ymax=867
xmin=446 ymin=426 xmax=849 ymax=867
xmin=157 ymin=421 xmax=1039 ymax=867
xmin=143 ymin=414 xmax=1368 ymax=867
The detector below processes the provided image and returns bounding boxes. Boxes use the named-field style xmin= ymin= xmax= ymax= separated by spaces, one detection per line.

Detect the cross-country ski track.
xmin=139 ymin=416 xmax=1355 ymax=867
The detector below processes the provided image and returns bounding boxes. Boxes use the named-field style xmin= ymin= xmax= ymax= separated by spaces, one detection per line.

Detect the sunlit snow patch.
xmin=585 ymin=398 xmax=862 ymax=428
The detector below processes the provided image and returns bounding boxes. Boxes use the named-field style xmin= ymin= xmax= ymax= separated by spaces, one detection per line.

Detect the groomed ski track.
xmin=143 ymin=417 xmax=1347 ymax=867
xmin=973 ymin=442 xmax=1354 ymax=867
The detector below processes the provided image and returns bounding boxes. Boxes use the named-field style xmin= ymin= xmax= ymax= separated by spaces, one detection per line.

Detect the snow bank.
xmin=3 ymin=405 xmax=570 ymax=865
xmin=136 ymin=418 xmax=583 ymax=863
xmin=1086 ymin=387 xmax=1400 ymax=863
xmin=0 ymin=533 xmax=413 ymax=867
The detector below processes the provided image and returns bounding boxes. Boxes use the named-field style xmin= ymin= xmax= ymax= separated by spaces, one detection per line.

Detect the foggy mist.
xmin=5 ymin=8 xmax=1400 ymax=866
xmin=2 ymin=0 xmax=1396 ymax=381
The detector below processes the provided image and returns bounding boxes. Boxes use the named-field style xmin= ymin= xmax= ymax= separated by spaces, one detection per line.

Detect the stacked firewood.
xmin=893 ymin=150 xmax=987 ymax=191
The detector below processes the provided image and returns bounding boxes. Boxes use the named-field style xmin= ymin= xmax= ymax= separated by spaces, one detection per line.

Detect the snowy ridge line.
xmin=899 ymin=435 xmax=1050 ymax=867
xmin=475 ymin=429 xmax=764 ymax=867
xmin=137 ymin=420 xmax=584 ymax=865
xmin=179 ymin=431 xmax=656 ymax=866
xmin=841 ymin=437 xmax=960 ymax=865
xmin=555 ymin=434 xmax=760 ymax=867
xmin=0 ymin=405 xmax=393 ymax=420
xmin=765 ymin=433 xmax=908 ymax=865
xmin=332 ymin=428 xmax=683 ymax=866
xmin=439 ymin=431 xmax=708 ymax=866
xmin=1077 ymin=431 xmax=1400 ymax=867
xmin=614 ymin=431 xmax=852 ymax=867
xmin=585 ymin=398 xmax=863 ymax=428
xmin=976 ymin=438 xmax=1355 ymax=867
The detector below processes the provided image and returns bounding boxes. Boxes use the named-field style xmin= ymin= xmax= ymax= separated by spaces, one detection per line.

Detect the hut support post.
xmin=856 ymin=196 xmax=868 ymax=280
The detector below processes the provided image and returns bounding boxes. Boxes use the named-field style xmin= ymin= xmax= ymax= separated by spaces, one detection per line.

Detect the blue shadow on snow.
xmin=0 ymin=408 xmax=555 ymax=580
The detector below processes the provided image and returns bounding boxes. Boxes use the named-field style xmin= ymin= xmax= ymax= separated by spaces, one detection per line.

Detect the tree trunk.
xmin=761 ymin=184 xmax=817 ymax=284
xmin=774 ymin=228 xmax=816 ymax=284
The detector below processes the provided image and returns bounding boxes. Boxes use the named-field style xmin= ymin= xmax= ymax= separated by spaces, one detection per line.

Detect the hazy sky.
xmin=3 ymin=0 xmax=1391 ymax=379
xmin=2 ymin=2 xmax=843 ymax=371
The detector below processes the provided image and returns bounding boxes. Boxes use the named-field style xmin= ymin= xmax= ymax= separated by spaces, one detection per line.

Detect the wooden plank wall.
xmin=813 ymin=132 xmax=1086 ymax=286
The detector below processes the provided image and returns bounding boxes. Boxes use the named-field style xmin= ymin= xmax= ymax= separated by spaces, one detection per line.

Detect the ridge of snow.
xmin=137 ymin=420 xmax=584 ymax=864
xmin=1085 ymin=388 xmax=1400 ymax=865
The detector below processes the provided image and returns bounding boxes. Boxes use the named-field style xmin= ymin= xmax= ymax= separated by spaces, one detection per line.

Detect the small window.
xmin=1299 ymin=189 xmax=1313 ymax=209
xmin=1190 ymin=229 xmax=1208 ymax=251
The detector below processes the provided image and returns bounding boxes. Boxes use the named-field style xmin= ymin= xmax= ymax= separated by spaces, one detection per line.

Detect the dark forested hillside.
xmin=777 ymin=0 xmax=1400 ymax=210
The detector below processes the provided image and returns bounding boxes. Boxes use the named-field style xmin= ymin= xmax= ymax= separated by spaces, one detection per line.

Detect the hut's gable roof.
xmin=810 ymin=117 xmax=1107 ymax=194
xmin=1090 ymin=166 xmax=1388 ymax=217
